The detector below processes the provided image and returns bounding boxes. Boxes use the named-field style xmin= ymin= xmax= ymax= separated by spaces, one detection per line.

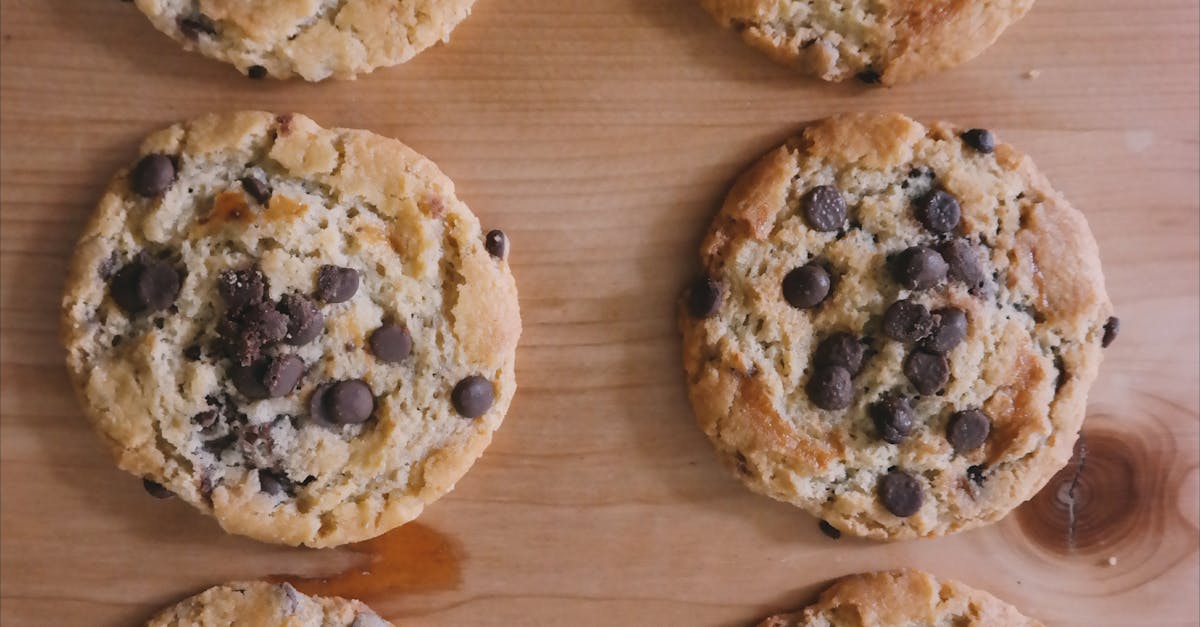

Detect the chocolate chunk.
xmin=232 ymin=354 xmax=304 ymax=400
xmin=947 ymin=409 xmax=991 ymax=452
xmin=110 ymin=253 xmax=181 ymax=315
xmin=807 ymin=366 xmax=853 ymax=410
xmin=802 ymin=185 xmax=847 ymax=232
xmin=178 ymin=15 xmax=216 ymax=39
xmin=258 ymin=469 xmax=290 ymax=497
xmin=309 ymin=380 xmax=375 ymax=426
xmin=893 ymin=246 xmax=948 ymax=291
xmin=218 ymin=267 xmax=266 ymax=312
xmin=131 ymin=154 xmax=177 ymax=197
xmin=871 ymin=395 xmax=914 ymax=444
xmin=369 ymin=323 xmax=412 ymax=363
xmin=940 ymin=239 xmax=987 ymax=293
xmin=1102 ymin=316 xmax=1120 ymax=348
xmin=248 ymin=65 xmax=268 ymax=80
xmin=316 ymin=265 xmax=360 ymax=303
xmin=485 ymin=229 xmax=508 ymax=259
xmin=687 ymin=276 xmax=722 ymax=319
xmin=915 ymin=190 xmax=961 ymax=233
xmin=904 ymin=351 xmax=950 ymax=395
xmin=883 ymin=300 xmax=935 ymax=343
xmin=782 ymin=263 xmax=832 ymax=309
xmin=218 ymin=302 xmax=289 ymax=366
xmin=921 ymin=308 xmax=967 ymax=354
xmin=962 ymin=129 xmax=996 ymax=154
xmin=278 ymin=294 xmax=323 ymax=346
xmin=818 ymin=520 xmax=842 ymax=539
xmin=142 ymin=478 xmax=173 ymax=499
xmin=240 ymin=176 xmax=272 ymax=204
xmin=452 ymin=375 xmax=494 ymax=418
xmin=878 ymin=470 xmax=924 ymax=517
xmin=814 ymin=333 xmax=866 ymax=376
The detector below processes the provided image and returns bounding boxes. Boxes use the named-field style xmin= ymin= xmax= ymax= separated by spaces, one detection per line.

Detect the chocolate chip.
xmin=142 ymin=478 xmax=173 ymax=499
xmin=871 ymin=395 xmax=914 ymax=444
xmin=802 ymin=185 xmax=847 ymax=232
xmin=904 ymin=351 xmax=950 ymax=395
xmin=883 ymin=300 xmax=935 ymax=343
xmin=947 ymin=409 xmax=991 ymax=452
xmin=962 ymin=129 xmax=996 ymax=154
xmin=131 ymin=154 xmax=177 ymax=197
xmin=110 ymin=253 xmax=181 ymax=315
xmin=218 ymin=267 xmax=266 ymax=312
xmin=893 ymin=246 xmax=948 ymax=291
xmin=818 ymin=520 xmax=842 ymax=539
xmin=369 ymin=323 xmax=412 ymax=363
xmin=878 ymin=470 xmax=924 ymax=517
xmin=967 ymin=464 xmax=987 ymax=485
xmin=686 ymin=276 xmax=722 ymax=319
xmin=915 ymin=190 xmax=961 ymax=233
xmin=278 ymin=294 xmax=323 ymax=346
xmin=316 ymin=265 xmax=359 ymax=303
xmin=485 ymin=230 xmax=508 ymax=259
xmin=248 ymin=65 xmax=268 ymax=79
xmin=806 ymin=366 xmax=853 ymax=410
xmin=178 ymin=15 xmax=216 ymax=39
xmin=921 ymin=308 xmax=967 ymax=354
xmin=1102 ymin=316 xmax=1120 ymax=348
xmin=940 ymin=239 xmax=987 ymax=293
xmin=232 ymin=354 xmax=304 ymax=400
xmin=258 ymin=469 xmax=290 ymax=497
xmin=782 ymin=263 xmax=831 ymax=309
xmin=309 ymin=380 xmax=375 ymax=426
xmin=814 ymin=333 xmax=866 ymax=376
xmin=452 ymin=375 xmax=494 ymax=418
xmin=241 ymin=176 xmax=272 ymax=204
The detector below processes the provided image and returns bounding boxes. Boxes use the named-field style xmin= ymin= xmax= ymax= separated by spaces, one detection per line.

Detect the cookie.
xmin=679 ymin=113 xmax=1115 ymax=540
xmin=132 ymin=0 xmax=475 ymax=80
xmin=757 ymin=569 xmax=1042 ymax=626
xmin=698 ymin=0 xmax=1035 ymax=85
xmin=61 ymin=111 xmax=521 ymax=547
xmin=146 ymin=581 xmax=391 ymax=626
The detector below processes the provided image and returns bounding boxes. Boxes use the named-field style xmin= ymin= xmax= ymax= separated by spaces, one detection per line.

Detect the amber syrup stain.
xmin=269 ymin=523 xmax=463 ymax=601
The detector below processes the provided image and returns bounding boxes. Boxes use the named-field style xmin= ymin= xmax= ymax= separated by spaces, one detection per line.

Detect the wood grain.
xmin=1 ymin=0 xmax=1197 ymax=625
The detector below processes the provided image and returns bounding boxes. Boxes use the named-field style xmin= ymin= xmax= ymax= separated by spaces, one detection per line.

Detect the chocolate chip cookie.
xmin=679 ymin=113 xmax=1115 ymax=540
xmin=699 ymin=0 xmax=1035 ymax=85
xmin=147 ymin=582 xmax=390 ymax=626
xmin=132 ymin=0 xmax=475 ymax=80
xmin=62 ymin=112 xmax=521 ymax=547
xmin=757 ymin=569 xmax=1042 ymax=626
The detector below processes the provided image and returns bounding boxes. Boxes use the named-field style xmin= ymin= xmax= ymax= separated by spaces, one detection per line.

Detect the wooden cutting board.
xmin=2 ymin=0 xmax=1196 ymax=625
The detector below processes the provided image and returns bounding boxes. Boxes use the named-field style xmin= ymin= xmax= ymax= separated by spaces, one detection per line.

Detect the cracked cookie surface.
xmin=699 ymin=0 xmax=1035 ymax=85
xmin=62 ymin=111 xmax=520 ymax=547
xmin=147 ymin=581 xmax=391 ymax=626
xmin=758 ymin=569 xmax=1042 ymax=626
xmin=133 ymin=0 xmax=475 ymax=80
xmin=679 ymin=113 xmax=1114 ymax=540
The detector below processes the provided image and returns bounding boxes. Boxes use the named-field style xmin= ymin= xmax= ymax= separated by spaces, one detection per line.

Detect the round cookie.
xmin=132 ymin=0 xmax=475 ymax=81
xmin=679 ymin=113 xmax=1115 ymax=540
xmin=698 ymin=0 xmax=1035 ymax=85
xmin=147 ymin=581 xmax=391 ymax=626
xmin=61 ymin=111 xmax=521 ymax=547
xmin=757 ymin=569 xmax=1042 ymax=626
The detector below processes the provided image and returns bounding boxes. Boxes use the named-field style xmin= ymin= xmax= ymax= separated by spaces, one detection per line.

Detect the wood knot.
xmin=1016 ymin=428 xmax=1141 ymax=555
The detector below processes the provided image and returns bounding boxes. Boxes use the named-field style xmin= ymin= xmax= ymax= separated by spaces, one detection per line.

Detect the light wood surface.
xmin=2 ymin=0 xmax=1197 ymax=625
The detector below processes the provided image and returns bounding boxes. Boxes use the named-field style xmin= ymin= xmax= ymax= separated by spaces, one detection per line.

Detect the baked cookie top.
xmin=679 ymin=113 xmax=1115 ymax=540
xmin=698 ymin=0 xmax=1035 ymax=85
xmin=758 ymin=569 xmax=1042 ymax=627
xmin=133 ymin=0 xmax=476 ymax=80
xmin=62 ymin=111 xmax=520 ymax=547
xmin=146 ymin=581 xmax=391 ymax=626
